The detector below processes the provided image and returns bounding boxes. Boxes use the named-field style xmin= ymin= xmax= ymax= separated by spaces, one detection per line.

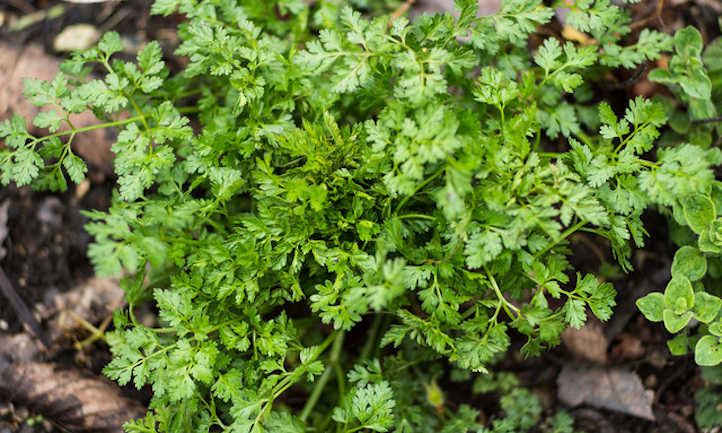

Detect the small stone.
xmin=647 ymin=349 xmax=668 ymax=369
xmin=0 ymin=401 xmax=11 ymax=416
xmin=645 ymin=374 xmax=657 ymax=388
xmin=53 ymin=24 xmax=101 ymax=52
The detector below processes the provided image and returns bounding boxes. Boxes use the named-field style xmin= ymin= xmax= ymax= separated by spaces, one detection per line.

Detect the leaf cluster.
xmin=2 ymin=0 xmax=721 ymax=431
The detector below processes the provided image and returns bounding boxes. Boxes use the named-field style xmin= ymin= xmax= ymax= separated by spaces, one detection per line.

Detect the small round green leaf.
xmin=693 ymin=292 xmax=722 ymax=323
xmin=663 ymin=309 xmax=693 ymax=333
xmin=683 ymin=193 xmax=716 ymax=234
xmin=648 ymin=68 xmax=675 ymax=85
xmin=667 ymin=333 xmax=689 ymax=356
xmin=679 ymin=67 xmax=712 ymax=100
xmin=710 ymin=321 xmax=722 ymax=337
xmin=664 ymin=276 xmax=695 ymax=311
xmin=675 ymin=26 xmax=704 ymax=58
xmin=637 ymin=292 xmax=665 ymax=322
xmin=710 ymin=219 xmax=722 ymax=246
xmin=695 ymin=335 xmax=722 ymax=366
xmin=698 ymin=229 xmax=722 ymax=253
xmin=710 ymin=183 xmax=722 ymax=216
xmin=671 ymin=246 xmax=707 ymax=281
xmin=704 ymin=38 xmax=722 ymax=72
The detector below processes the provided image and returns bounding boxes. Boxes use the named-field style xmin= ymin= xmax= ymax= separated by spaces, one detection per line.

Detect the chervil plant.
xmin=1 ymin=0 xmax=721 ymax=431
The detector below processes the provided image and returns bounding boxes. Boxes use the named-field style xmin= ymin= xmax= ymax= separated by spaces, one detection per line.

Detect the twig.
xmin=653 ymin=360 xmax=688 ymax=404
xmin=5 ymin=0 xmax=35 ymax=14
xmin=602 ymin=63 xmax=647 ymax=91
xmin=629 ymin=0 xmax=664 ymax=30
xmin=66 ymin=310 xmax=112 ymax=350
xmin=692 ymin=115 xmax=722 ymax=124
xmin=0 ymin=266 xmax=49 ymax=348
xmin=388 ymin=0 xmax=415 ymax=26
xmin=604 ymin=264 xmax=670 ymax=341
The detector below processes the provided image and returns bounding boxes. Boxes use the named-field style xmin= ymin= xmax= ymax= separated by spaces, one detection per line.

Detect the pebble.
xmin=53 ymin=24 xmax=101 ymax=52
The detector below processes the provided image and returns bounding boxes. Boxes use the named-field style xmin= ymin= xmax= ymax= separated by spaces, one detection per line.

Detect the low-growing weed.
xmin=1 ymin=0 xmax=721 ymax=431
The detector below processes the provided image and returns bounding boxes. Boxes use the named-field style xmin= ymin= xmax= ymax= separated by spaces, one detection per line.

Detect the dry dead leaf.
xmin=610 ymin=332 xmax=646 ymax=361
xmin=0 ymin=41 xmax=114 ymax=172
xmin=0 ymin=361 xmax=145 ymax=432
xmin=557 ymin=364 xmax=655 ymax=421
xmin=37 ymin=277 xmax=125 ymax=343
xmin=562 ymin=318 xmax=608 ymax=364
xmin=561 ymin=24 xmax=596 ymax=45
xmin=572 ymin=408 xmax=616 ymax=433
xmin=0 ymin=333 xmax=42 ymax=364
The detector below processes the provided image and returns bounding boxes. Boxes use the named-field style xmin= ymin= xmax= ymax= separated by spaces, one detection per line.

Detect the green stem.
xmin=359 ymin=314 xmax=383 ymax=361
xmin=574 ymin=130 xmax=595 ymax=148
xmin=300 ymin=331 xmax=345 ymax=423
xmin=173 ymin=89 xmax=203 ymax=99
xmin=394 ymin=166 xmax=445 ymax=214
xmin=533 ymin=219 xmax=587 ymax=259
xmin=460 ymin=304 xmax=477 ymax=321
xmin=537 ymin=152 xmax=560 ymax=159
xmin=486 ymin=270 xmax=519 ymax=319
xmin=333 ymin=362 xmax=346 ymax=400
xmin=31 ymin=115 xmax=144 ymax=145
xmin=397 ymin=213 xmax=435 ymax=221
xmin=128 ymin=96 xmax=151 ymax=132
xmin=177 ymin=106 xmax=200 ymax=114
xmin=300 ymin=368 xmax=332 ymax=423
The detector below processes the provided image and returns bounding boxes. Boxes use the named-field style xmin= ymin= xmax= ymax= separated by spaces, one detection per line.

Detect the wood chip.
xmin=557 ymin=364 xmax=656 ymax=421
xmin=562 ymin=318 xmax=608 ymax=364
xmin=37 ymin=277 xmax=125 ymax=343
xmin=0 ymin=41 xmax=114 ymax=172
xmin=610 ymin=332 xmax=646 ymax=361
xmin=0 ymin=361 xmax=145 ymax=432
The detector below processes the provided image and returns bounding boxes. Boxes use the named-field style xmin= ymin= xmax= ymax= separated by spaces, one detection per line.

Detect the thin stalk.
xmin=692 ymin=115 xmax=722 ymax=124
xmin=533 ymin=219 xmax=587 ymax=259
xmin=359 ymin=314 xmax=383 ymax=361
xmin=537 ymin=152 xmax=560 ymax=159
xmin=31 ymin=115 xmax=144 ymax=144
xmin=300 ymin=368 xmax=332 ymax=423
xmin=333 ymin=363 xmax=346 ymax=401
xmin=397 ymin=213 xmax=435 ymax=221
xmin=394 ymin=166 xmax=445 ymax=214
xmin=177 ymin=106 xmax=200 ymax=114
xmin=300 ymin=331 xmax=346 ymax=423
xmin=485 ymin=270 xmax=519 ymax=319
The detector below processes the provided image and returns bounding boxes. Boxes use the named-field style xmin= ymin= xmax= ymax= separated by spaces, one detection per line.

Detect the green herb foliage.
xmin=1 ymin=0 xmax=721 ymax=431
xmin=694 ymin=365 xmax=722 ymax=428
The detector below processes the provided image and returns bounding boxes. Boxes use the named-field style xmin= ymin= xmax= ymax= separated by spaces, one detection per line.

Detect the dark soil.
xmin=0 ymin=183 xmax=110 ymax=334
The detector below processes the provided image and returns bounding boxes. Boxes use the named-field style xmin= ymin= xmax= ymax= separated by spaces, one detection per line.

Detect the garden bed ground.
xmin=0 ymin=0 xmax=721 ymax=432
